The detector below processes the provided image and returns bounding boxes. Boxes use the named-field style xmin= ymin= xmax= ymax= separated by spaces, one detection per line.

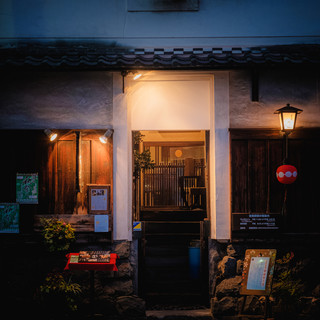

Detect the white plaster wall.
xmin=0 ymin=71 xmax=113 ymax=129
xmin=211 ymin=72 xmax=230 ymax=240
xmin=128 ymin=73 xmax=211 ymax=130
xmin=113 ymin=72 xmax=133 ymax=240
xmin=1 ymin=0 xmax=320 ymax=47
xmin=229 ymin=69 xmax=320 ymax=129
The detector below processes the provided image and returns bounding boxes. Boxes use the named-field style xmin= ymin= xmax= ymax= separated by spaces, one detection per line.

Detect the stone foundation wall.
xmin=208 ymin=238 xmax=320 ymax=319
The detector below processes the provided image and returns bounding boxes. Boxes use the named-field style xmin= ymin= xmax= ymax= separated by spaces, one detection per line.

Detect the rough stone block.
xmin=115 ymin=295 xmax=146 ymax=318
xmin=211 ymin=296 xmax=238 ymax=316
xmin=215 ymin=275 xmax=242 ymax=299
xmin=113 ymin=241 xmax=131 ymax=259
xmin=218 ymin=256 xmax=237 ymax=278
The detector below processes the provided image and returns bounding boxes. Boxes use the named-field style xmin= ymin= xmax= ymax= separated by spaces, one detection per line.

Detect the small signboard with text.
xmin=88 ymin=184 xmax=111 ymax=214
xmin=232 ymin=213 xmax=281 ymax=232
xmin=240 ymin=249 xmax=277 ymax=296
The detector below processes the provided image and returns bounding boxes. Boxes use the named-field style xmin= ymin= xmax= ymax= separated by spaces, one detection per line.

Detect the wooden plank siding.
xmin=0 ymin=130 xmax=113 ymax=233
xmin=231 ymin=129 xmax=320 ymax=234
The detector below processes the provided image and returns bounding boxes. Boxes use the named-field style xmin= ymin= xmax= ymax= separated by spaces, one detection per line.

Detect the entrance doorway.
xmin=133 ymin=130 xmax=209 ymax=307
xmin=133 ymin=130 xmax=208 ymax=221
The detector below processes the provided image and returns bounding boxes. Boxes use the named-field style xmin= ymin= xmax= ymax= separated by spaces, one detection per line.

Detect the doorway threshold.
xmin=146 ymin=308 xmax=212 ymax=319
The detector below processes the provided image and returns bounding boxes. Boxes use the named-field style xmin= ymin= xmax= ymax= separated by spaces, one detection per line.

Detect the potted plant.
xmin=40 ymin=217 xmax=75 ymax=253
xmin=36 ymin=271 xmax=82 ymax=316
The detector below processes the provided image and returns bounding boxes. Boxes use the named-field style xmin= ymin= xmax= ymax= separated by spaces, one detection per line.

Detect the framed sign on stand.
xmin=238 ymin=249 xmax=277 ymax=320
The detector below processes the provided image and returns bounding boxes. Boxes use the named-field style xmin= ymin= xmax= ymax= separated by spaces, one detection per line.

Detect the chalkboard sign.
xmin=240 ymin=249 xmax=277 ymax=296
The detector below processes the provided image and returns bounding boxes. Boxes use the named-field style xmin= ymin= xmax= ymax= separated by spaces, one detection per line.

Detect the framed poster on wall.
xmin=88 ymin=184 xmax=111 ymax=214
xmin=0 ymin=203 xmax=19 ymax=233
xmin=16 ymin=173 xmax=38 ymax=204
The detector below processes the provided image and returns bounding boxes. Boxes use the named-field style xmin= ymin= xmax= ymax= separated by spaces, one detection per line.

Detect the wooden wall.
xmin=0 ymin=130 xmax=112 ymax=233
xmin=231 ymin=129 xmax=320 ymax=233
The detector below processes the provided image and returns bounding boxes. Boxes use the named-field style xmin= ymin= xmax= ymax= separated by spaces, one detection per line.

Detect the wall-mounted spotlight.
xmin=121 ymin=70 xmax=142 ymax=92
xmin=99 ymin=129 xmax=114 ymax=144
xmin=44 ymin=129 xmax=58 ymax=141
xmin=133 ymin=73 xmax=142 ymax=80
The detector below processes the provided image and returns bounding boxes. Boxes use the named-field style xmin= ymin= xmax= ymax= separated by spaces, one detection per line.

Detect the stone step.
xmin=146 ymin=308 xmax=212 ymax=320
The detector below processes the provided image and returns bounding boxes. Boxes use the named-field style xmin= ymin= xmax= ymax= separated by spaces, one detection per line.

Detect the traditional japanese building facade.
xmin=1 ymin=0 xmax=320 ymax=317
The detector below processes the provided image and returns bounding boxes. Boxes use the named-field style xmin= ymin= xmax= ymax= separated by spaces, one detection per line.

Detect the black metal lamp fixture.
xmin=274 ymin=104 xmax=303 ymax=162
xmin=44 ymin=129 xmax=58 ymax=141
xmin=121 ymin=70 xmax=142 ymax=92
xmin=274 ymin=103 xmax=303 ymax=135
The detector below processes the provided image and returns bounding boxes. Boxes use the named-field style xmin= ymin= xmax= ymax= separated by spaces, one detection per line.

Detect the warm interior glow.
xmin=133 ymin=73 xmax=142 ymax=80
xmin=282 ymin=112 xmax=295 ymax=130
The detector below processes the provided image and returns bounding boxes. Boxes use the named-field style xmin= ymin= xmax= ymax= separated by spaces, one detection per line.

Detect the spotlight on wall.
xmin=133 ymin=72 xmax=142 ymax=80
xmin=99 ymin=129 xmax=114 ymax=144
xmin=44 ymin=129 xmax=58 ymax=142
xmin=121 ymin=70 xmax=142 ymax=92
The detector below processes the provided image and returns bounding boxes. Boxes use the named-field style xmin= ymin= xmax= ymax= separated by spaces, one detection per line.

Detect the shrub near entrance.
xmin=40 ymin=217 xmax=75 ymax=252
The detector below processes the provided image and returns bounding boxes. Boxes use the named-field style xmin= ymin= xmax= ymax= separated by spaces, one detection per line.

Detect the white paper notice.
xmin=91 ymin=188 xmax=108 ymax=211
xmin=94 ymin=215 xmax=109 ymax=232
xmin=247 ymin=257 xmax=270 ymax=290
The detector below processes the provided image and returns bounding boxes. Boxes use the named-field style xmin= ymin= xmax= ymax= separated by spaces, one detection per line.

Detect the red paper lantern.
xmin=276 ymin=165 xmax=297 ymax=184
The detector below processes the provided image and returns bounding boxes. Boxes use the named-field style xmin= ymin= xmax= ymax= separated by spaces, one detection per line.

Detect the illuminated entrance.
xmin=133 ymin=131 xmax=209 ymax=306
xmin=133 ymin=130 xmax=208 ymax=221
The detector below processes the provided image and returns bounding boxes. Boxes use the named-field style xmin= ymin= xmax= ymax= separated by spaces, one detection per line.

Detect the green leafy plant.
xmin=133 ymin=131 xmax=155 ymax=177
xmin=40 ymin=217 xmax=75 ymax=252
xmin=38 ymin=271 xmax=82 ymax=313
xmin=272 ymin=252 xmax=304 ymax=313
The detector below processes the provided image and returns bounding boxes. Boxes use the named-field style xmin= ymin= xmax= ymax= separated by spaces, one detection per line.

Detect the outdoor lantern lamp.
xmin=274 ymin=104 xmax=302 ymax=185
xmin=99 ymin=129 xmax=114 ymax=144
xmin=44 ymin=129 xmax=58 ymax=142
xmin=274 ymin=103 xmax=303 ymax=134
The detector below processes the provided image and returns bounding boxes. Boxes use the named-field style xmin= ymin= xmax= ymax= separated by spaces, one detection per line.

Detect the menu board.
xmin=240 ymin=249 xmax=276 ymax=296
xmin=88 ymin=185 xmax=111 ymax=213
xmin=0 ymin=203 xmax=19 ymax=233
xmin=78 ymin=251 xmax=111 ymax=263
xmin=16 ymin=173 xmax=39 ymax=204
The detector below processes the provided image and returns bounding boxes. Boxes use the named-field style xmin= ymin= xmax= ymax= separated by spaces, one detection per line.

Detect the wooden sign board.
xmin=88 ymin=184 xmax=111 ymax=214
xmin=240 ymin=249 xmax=277 ymax=296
